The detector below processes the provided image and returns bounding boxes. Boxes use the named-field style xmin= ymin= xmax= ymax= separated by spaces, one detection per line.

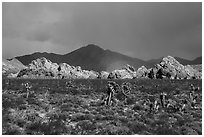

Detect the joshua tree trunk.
xmin=107 ymin=91 xmax=113 ymax=106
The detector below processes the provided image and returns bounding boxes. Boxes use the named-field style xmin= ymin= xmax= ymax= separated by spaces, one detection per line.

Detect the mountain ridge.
xmin=14 ymin=44 xmax=202 ymax=72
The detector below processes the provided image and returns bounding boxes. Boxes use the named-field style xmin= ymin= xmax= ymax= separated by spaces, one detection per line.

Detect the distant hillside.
xmin=191 ymin=56 xmax=202 ymax=64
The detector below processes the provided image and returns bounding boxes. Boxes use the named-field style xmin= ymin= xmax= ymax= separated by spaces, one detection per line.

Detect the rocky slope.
xmin=2 ymin=58 xmax=26 ymax=77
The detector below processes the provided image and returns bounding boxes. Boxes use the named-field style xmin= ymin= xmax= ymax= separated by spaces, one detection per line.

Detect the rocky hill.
xmin=17 ymin=57 xmax=99 ymax=79
xmin=149 ymin=56 xmax=202 ymax=79
xmin=107 ymin=56 xmax=202 ymax=80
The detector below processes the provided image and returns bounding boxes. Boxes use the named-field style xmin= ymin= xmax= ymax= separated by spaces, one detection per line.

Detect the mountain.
xmin=14 ymin=52 xmax=62 ymax=66
xmin=191 ymin=56 xmax=202 ymax=64
xmin=14 ymin=44 xmax=201 ymax=72
xmin=15 ymin=44 xmax=149 ymax=72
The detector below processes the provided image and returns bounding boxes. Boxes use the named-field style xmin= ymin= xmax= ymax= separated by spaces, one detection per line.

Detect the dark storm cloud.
xmin=2 ymin=2 xmax=202 ymax=60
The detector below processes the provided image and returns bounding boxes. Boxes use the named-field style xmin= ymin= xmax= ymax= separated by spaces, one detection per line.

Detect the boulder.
xmin=108 ymin=69 xmax=133 ymax=79
xmin=184 ymin=65 xmax=202 ymax=79
xmin=83 ymin=70 xmax=99 ymax=79
xmin=7 ymin=73 xmax=18 ymax=78
xmin=123 ymin=64 xmax=137 ymax=78
xmin=98 ymin=71 xmax=110 ymax=79
xmin=136 ymin=66 xmax=148 ymax=78
xmin=108 ymin=64 xmax=137 ymax=79
xmin=189 ymin=64 xmax=202 ymax=73
xmin=58 ymin=63 xmax=73 ymax=77
xmin=123 ymin=64 xmax=135 ymax=73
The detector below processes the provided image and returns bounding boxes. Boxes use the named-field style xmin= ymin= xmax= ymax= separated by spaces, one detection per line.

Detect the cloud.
xmin=2 ymin=2 xmax=202 ymax=60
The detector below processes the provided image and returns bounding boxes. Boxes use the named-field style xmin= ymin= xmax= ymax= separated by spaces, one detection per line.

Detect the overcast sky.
xmin=2 ymin=2 xmax=202 ymax=60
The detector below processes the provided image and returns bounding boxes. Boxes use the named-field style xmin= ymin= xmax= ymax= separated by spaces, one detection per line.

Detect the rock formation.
xmin=108 ymin=64 xmax=136 ymax=79
xmin=184 ymin=65 xmax=202 ymax=79
xmin=136 ymin=66 xmax=148 ymax=78
xmin=150 ymin=56 xmax=201 ymax=79
xmin=98 ymin=71 xmax=110 ymax=79
xmin=17 ymin=57 xmax=99 ymax=79
xmin=3 ymin=56 xmax=202 ymax=79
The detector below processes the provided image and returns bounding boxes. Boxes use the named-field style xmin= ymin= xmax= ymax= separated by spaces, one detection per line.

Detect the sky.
xmin=2 ymin=2 xmax=202 ymax=60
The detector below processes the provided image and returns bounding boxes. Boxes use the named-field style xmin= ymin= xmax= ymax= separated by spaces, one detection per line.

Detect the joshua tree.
xmin=190 ymin=95 xmax=197 ymax=108
xmin=4 ymin=80 xmax=10 ymax=90
xmin=149 ymin=102 xmax=154 ymax=113
xmin=160 ymin=92 xmax=167 ymax=108
xmin=24 ymin=82 xmax=32 ymax=98
xmin=121 ymin=82 xmax=131 ymax=96
xmin=148 ymin=68 xmax=154 ymax=79
xmin=181 ymin=99 xmax=188 ymax=112
xmin=105 ymin=81 xmax=117 ymax=106
xmin=190 ymin=84 xmax=195 ymax=91
xmin=154 ymin=99 xmax=160 ymax=112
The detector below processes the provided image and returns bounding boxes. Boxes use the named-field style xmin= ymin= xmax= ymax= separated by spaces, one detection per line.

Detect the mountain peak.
xmin=84 ymin=44 xmax=104 ymax=50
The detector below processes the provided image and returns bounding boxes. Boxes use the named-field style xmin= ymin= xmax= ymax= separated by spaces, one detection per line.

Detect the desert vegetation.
xmin=2 ymin=78 xmax=202 ymax=135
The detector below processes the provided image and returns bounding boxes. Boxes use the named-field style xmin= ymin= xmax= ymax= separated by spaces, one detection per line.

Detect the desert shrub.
xmin=94 ymin=114 xmax=104 ymax=121
xmin=180 ymin=126 xmax=198 ymax=135
xmin=114 ymin=91 xmax=126 ymax=101
xmin=26 ymin=121 xmax=44 ymax=135
xmin=154 ymin=125 xmax=179 ymax=135
xmin=3 ymin=124 xmax=25 ymax=135
xmin=132 ymin=104 xmax=143 ymax=111
xmin=75 ymin=120 xmax=96 ymax=134
xmin=118 ymin=116 xmax=129 ymax=124
xmin=32 ymin=112 xmax=68 ymax=135
xmin=125 ymin=95 xmax=136 ymax=105
xmin=185 ymin=121 xmax=202 ymax=135
xmin=101 ymin=115 xmax=115 ymax=121
xmin=70 ymin=113 xmax=87 ymax=121
xmin=127 ymin=121 xmax=147 ymax=134
xmin=105 ymin=125 xmax=131 ymax=135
